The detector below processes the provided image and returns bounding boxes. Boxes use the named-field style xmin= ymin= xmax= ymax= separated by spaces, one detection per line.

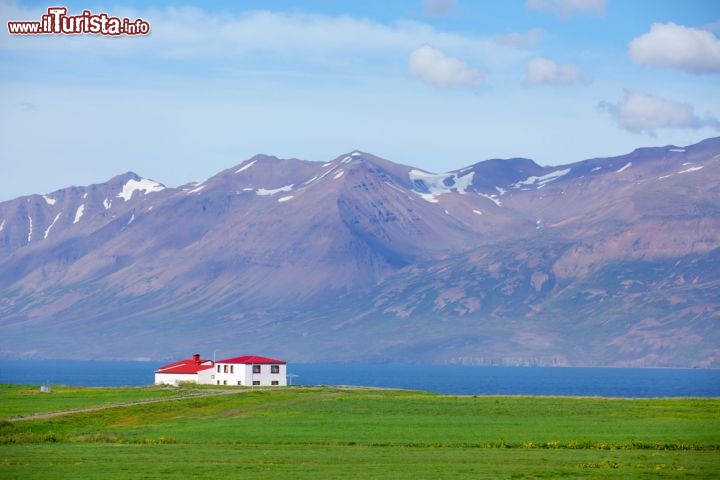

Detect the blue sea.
xmin=1 ymin=360 xmax=718 ymax=397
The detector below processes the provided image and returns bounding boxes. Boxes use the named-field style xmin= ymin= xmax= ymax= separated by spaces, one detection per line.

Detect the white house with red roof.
xmin=154 ymin=354 xmax=287 ymax=386
xmin=213 ymin=355 xmax=287 ymax=386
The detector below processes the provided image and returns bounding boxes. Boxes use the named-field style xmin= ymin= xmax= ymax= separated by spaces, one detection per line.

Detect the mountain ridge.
xmin=1 ymin=139 xmax=718 ymax=366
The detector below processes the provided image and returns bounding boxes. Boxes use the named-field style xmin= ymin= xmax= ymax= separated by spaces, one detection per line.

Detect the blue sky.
xmin=1 ymin=0 xmax=719 ymax=200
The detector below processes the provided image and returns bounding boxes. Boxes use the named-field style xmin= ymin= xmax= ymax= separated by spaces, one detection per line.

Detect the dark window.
xmin=271 ymin=381 xmax=279 ymax=386
xmin=230 ymin=365 xmax=234 ymax=374
xmin=224 ymin=365 xmax=228 ymax=373
xmin=252 ymin=380 xmax=260 ymax=386
xmin=253 ymin=365 xmax=261 ymax=374
xmin=223 ymin=380 xmax=227 ymax=385
xmin=217 ymin=365 xmax=221 ymax=373
xmin=216 ymin=380 xmax=220 ymax=385
xmin=271 ymin=365 xmax=280 ymax=374
xmin=237 ymin=381 xmax=242 ymax=386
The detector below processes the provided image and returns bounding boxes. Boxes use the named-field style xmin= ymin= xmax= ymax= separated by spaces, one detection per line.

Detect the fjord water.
xmin=1 ymin=360 xmax=719 ymax=397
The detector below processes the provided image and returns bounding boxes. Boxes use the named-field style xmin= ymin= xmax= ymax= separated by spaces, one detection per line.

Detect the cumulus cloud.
xmin=495 ymin=28 xmax=544 ymax=48
xmin=409 ymin=45 xmax=484 ymax=88
xmin=599 ymin=90 xmax=720 ymax=136
xmin=629 ymin=22 xmax=720 ymax=75
xmin=422 ymin=0 xmax=458 ymax=16
xmin=526 ymin=0 xmax=605 ymax=18
xmin=524 ymin=57 xmax=586 ymax=85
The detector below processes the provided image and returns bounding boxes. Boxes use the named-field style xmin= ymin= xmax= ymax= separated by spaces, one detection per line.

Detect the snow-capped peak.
xmin=117 ymin=178 xmax=165 ymax=201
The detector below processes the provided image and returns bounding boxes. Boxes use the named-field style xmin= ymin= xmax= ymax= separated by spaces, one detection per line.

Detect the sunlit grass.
xmin=1 ymin=385 xmax=718 ymax=479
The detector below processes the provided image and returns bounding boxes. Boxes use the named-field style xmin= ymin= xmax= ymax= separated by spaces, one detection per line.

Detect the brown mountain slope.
xmin=0 ymin=140 xmax=718 ymax=365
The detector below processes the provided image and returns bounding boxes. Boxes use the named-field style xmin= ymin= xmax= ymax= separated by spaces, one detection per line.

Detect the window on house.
xmin=230 ymin=365 xmax=234 ymax=374
xmin=253 ymin=365 xmax=261 ymax=374
xmin=216 ymin=380 xmax=220 ymax=385
xmin=217 ymin=365 xmax=221 ymax=373
xmin=224 ymin=365 xmax=228 ymax=373
xmin=271 ymin=365 xmax=280 ymax=374
xmin=252 ymin=380 xmax=260 ymax=386
xmin=223 ymin=380 xmax=227 ymax=385
xmin=271 ymin=381 xmax=279 ymax=386
xmin=237 ymin=381 xmax=242 ymax=386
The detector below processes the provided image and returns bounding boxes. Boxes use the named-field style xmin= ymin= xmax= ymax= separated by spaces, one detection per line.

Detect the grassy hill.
xmin=1 ymin=384 xmax=719 ymax=478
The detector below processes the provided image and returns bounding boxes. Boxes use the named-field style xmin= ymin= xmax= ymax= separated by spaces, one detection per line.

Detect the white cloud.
xmin=422 ymin=0 xmax=458 ymax=17
xmin=524 ymin=57 xmax=585 ymax=85
xmin=0 ymin=5 xmax=524 ymax=70
xmin=525 ymin=0 xmax=605 ymax=18
xmin=495 ymin=28 xmax=544 ymax=48
xmin=629 ymin=22 xmax=720 ymax=75
xmin=409 ymin=45 xmax=484 ymax=88
xmin=599 ymin=90 xmax=720 ymax=135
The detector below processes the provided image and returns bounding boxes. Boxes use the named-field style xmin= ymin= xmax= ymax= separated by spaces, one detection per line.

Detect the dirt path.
xmin=6 ymin=389 xmax=242 ymax=422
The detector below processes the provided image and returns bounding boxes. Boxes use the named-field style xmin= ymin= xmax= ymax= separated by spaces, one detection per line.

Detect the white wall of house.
xmin=154 ymin=372 xmax=197 ymax=386
xmin=213 ymin=362 xmax=287 ymax=386
xmin=197 ymin=368 xmax=215 ymax=385
xmin=213 ymin=362 xmax=244 ymax=386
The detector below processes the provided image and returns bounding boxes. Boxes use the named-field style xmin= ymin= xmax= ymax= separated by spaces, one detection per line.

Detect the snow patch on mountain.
xmin=103 ymin=198 xmax=112 ymax=210
xmin=334 ymin=170 xmax=345 ymax=180
xmin=479 ymin=193 xmax=502 ymax=207
xmin=616 ymin=162 xmax=632 ymax=173
xmin=27 ymin=216 xmax=33 ymax=242
xmin=0 ymin=219 xmax=4 ymax=233
xmin=278 ymin=195 xmax=294 ymax=203
xmin=409 ymin=170 xmax=475 ymax=202
xmin=44 ymin=212 xmax=62 ymax=239
xmin=186 ymin=183 xmax=206 ymax=195
xmin=678 ymin=165 xmax=703 ymax=174
xmin=74 ymin=205 xmax=85 ymax=224
xmin=43 ymin=195 xmax=56 ymax=206
xmin=127 ymin=213 xmax=135 ymax=225
xmin=117 ymin=178 xmax=165 ymax=201
xmin=669 ymin=148 xmax=686 ymax=153
xmin=658 ymin=164 xmax=705 ymax=181
xmin=235 ymin=160 xmax=257 ymax=173
xmin=513 ymin=168 xmax=571 ymax=189
xmin=257 ymin=184 xmax=294 ymax=196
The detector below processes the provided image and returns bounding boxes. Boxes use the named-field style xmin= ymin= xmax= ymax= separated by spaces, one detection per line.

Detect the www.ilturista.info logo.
xmin=7 ymin=6 xmax=150 ymax=35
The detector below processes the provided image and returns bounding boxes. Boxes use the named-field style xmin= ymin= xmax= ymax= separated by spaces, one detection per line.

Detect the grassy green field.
xmin=1 ymin=384 xmax=719 ymax=479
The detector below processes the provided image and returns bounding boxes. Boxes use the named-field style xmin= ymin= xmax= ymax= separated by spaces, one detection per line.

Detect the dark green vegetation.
xmin=1 ymin=384 xmax=719 ymax=478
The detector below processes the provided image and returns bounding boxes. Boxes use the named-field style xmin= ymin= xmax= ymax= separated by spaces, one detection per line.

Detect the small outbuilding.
xmin=154 ymin=354 xmax=215 ymax=386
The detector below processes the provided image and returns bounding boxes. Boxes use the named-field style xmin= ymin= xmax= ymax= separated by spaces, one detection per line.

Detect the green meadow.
xmin=1 ymin=384 xmax=719 ymax=479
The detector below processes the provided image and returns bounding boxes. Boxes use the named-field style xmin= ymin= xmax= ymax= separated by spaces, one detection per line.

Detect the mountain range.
xmin=1 ymin=138 xmax=719 ymax=367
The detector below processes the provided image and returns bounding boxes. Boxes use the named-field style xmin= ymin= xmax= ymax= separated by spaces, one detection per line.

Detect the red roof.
xmin=155 ymin=357 xmax=214 ymax=374
xmin=218 ymin=355 xmax=286 ymax=365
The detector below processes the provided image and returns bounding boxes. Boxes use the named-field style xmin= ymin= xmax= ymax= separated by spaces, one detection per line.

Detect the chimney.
xmin=193 ymin=353 xmax=200 ymax=364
